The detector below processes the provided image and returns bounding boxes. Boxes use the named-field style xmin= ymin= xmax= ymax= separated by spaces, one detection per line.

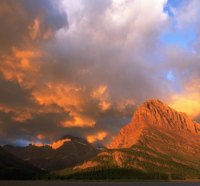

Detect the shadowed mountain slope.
xmin=4 ymin=136 xmax=98 ymax=171
xmin=0 ymin=147 xmax=44 ymax=179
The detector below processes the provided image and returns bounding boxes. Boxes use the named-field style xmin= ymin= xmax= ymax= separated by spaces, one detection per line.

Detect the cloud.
xmin=37 ymin=134 xmax=46 ymax=140
xmin=92 ymin=85 xmax=111 ymax=111
xmin=170 ymin=79 xmax=200 ymax=119
xmin=0 ymin=0 xmax=67 ymax=52
xmin=0 ymin=47 xmax=40 ymax=88
xmin=61 ymin=114 xmax=96 ymax=128
xmin=175 ymin=0 xmax=200 ymax=30
xmin=0 ymin=0 xmax=199 ymax=146
xmin=32 ymin=82 xmax=96 ymax=128
xmin=29 ymin=18 xmax=41 ymax=40
xmin=86 ymin=131 xmax=108 ymax=143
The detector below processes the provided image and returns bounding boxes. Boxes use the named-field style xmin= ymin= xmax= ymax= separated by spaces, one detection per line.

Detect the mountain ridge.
xmin=55 ymin=99 xmax=200 ymax=180
xmin=2 ymin=99 xmax=200 ymax=180
xmin=108 ymin=99 xmax=200 ymax=149
xmin=4 ymin=135 xmax=98 ymax=171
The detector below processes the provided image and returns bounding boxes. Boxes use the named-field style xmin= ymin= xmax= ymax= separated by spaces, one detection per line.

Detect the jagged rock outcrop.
xmin=108 ymin=99 xmax=200 ymax=149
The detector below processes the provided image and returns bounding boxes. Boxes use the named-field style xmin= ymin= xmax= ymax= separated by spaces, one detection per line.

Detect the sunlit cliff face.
xmin=0 ymin=0 xmax=199 ymax=146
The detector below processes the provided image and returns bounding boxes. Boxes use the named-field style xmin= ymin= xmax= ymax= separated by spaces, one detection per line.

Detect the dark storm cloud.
xmin=0 ymin=0 xmax=69 ymax=145
xmin=0 ymin=75 xmax=30 ymax=107
xmin=20 ymin=0 xmax=67 ymax=29
xmin=0 ymin=0 xmax=68 ymax=51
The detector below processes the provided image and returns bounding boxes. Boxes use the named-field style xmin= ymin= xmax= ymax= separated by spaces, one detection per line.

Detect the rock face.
xmin=108 ymin=99 xmax=200 ymax=149
xmin=4 ymin=135 xmax=98 ymax=171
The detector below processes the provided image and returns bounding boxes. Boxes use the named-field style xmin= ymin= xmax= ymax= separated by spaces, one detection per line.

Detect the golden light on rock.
xmin=32 ymin=138 xmax=72 ymax=149
xmin=50 ymin=139 xmax=71 ymax=149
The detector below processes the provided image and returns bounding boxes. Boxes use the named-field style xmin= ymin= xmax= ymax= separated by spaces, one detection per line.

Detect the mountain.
xmin=108 ymin=99 xmax=200 ymax=149
xmin=4 ymin=135 xmax=98 ymax=171
xmin=55 ymin=99 xmax=200 ymax=180
xmin=0 ymin=147 xmax=43 ymax=180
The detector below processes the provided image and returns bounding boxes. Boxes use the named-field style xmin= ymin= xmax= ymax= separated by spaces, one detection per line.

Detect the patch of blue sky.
xmin=164 ymin=0 xmax=185 ymax=17
xmin=167 ymin=0 xmax=185 ymax=8
xmin=162 ymin=0 xmax=196 ymax=50
xmin=15 ymin=139 xmax=30 ymax=146
xmin=156 ymin=70 xmax=181 ymax=93
xmin=160 ymin=30 xmax=196 ymax=50
xmin=163 ymin=4 xmax=174 ymax=17
xmin=166 ymin=71 xmax=174 ymax=81
xmin=167 ymin=77 xmax=182 ymax=92
xmin=163 ymin=0 xmax=182 ymax=17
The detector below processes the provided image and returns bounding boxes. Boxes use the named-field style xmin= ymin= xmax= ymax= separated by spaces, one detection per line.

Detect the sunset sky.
xmin=0 ymin=0 xmax=199 ymax=146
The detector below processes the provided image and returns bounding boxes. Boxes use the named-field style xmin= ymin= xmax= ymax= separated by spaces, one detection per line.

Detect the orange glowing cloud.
xmin=13 ymin=47 xmax=38 ymax=59
xmin=33 ymin=83 xmax=96 ymax=128
xmin=116 ymin=99 xmax=135 ymax=112
xmin=32 ymin=83 xmax=82 ymax=109
xmin=170 ymin=80 xmax=200 ymax=118
xmin=28 ymin=18 xmax=53 ymax=40
xmin=0 ymin=104 xmax=13 ymax=114
xmin=99 ymin=101 xmax=111 ymax=111
xmin=170 ymin=95 xmax=200 ymax=118
xmin=92 ymin=85 xmax=111 ymax=111
xmin=92 ymin=85 xmax=107 ymax=98
xmin=61 ymin=114 xmax=95 ymax=128
xmin=37 ymin=134 xmax=45 ymax=140
xmin=12 ymin=112 xmax=33 ymax=122
xmin=0 ymin=47 xmax=40 ymax=88
xmin=29 ymin=18 xmax=41 ymax=40
xmin=0 ymin=104 xmax=33 ymax=122
xmin=86 ymin=131 xmax=108 ymax=143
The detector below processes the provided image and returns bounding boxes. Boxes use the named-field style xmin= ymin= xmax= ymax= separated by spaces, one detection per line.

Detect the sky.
xmin=0 ymin=0 xmax=199 ymax=146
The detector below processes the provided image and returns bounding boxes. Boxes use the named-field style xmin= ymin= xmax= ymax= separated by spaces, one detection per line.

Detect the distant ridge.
xmin=4 ymin=135 xmax=98 ymax=171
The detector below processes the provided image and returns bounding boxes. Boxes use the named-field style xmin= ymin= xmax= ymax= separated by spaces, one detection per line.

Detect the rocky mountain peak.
xmin=108 ymin=99 xmax=200 ymax=149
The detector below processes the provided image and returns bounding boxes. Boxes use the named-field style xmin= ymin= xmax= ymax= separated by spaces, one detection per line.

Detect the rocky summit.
xmin=108 ymin=99 xmax=200 ymax=149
